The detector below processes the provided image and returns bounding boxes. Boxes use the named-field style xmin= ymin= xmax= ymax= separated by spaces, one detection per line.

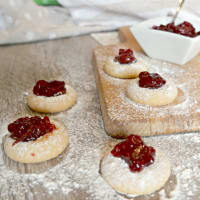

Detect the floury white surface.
xmin=0 ymin=36 xmax=200 ymax=199
xmin=131 ymin=16 xmax=200 ymax=65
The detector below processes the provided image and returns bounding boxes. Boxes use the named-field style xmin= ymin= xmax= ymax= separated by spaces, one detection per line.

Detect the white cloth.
xmin=0 ymin=0 xmax=200 ymax=45
xmin=58 ymin=0 xmax=200 ymax=26
xmin=0 ymin=0 xmax=117 ymax=45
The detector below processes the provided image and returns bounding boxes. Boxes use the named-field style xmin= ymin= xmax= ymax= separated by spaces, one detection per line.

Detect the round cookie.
xmin=104 ymin=56 xmax=148 ymax=79
xmin=127 ymin=78 xmax=178 ymax=106
xmin=4 ymin=120 xmax=69 ymax=163
xmin=28 ymin=85 xmax=77 ymax=113
xmin=101 ymin=150 xmax=171 ymax=196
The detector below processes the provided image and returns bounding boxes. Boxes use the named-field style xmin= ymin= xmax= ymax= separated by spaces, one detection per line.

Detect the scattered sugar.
xmin=0 ymin=42 xmax=200 ymax=200
xmin=23 ymin=92 xmax=29 ymax=96
xmin=97 ymin=46 xmax=200 ymax=122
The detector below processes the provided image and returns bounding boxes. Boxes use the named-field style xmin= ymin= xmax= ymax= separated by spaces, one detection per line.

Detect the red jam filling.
xmin=111 ymin=134 xmax=155 ymax=172
xmin=139 ymin=71 xmax=166 ymax=89
xmin=33 ymin=80 xmax=66 ymax=97
xmin=8 ymin=116 xmax=56 ymax=146
xmin=152 ymin=21 xmax=200 ymax=38
xmin=114 ymin=49 xmax=136 ymax=64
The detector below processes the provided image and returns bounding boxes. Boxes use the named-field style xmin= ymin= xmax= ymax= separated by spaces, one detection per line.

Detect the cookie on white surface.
xmin=100 ymin=134 xmax=171 ymax=196
xmin=27 ymin=80 xmax=77 ymax=113
xmin=104 ymin=49 xmax=148 ymax=79
xmin=101 ymin=150 xmax=171 ymax=196
xmin=4 ymin=118 xmax=69 ymax=163
xmin=127 ymin=72 xmax=178 ymax=106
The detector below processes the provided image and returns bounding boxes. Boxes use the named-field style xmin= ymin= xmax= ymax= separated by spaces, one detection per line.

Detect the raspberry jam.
xmin=152 ymin=21 xmax=200 ymax=38
xmin=114 ymin=49 xmax=136 ymax=64
xmin=8 ymin=116 xmax=56 ymax=145
xmin=139 ymin=71 xmax=166 ymax=89
xmin=33 ymin=80 xmax=66 ymax=97
xmin=111 ymin=134 xmax=156 ymax=172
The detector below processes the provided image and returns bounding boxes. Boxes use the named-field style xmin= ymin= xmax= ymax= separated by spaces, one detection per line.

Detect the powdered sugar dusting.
xmin=0 ymin=36 xmax=200 ymax=200
xmin=101 ymin=150 xmax=171 ymax=196
xmin=96 ymin=45 xmax=200 ymax=133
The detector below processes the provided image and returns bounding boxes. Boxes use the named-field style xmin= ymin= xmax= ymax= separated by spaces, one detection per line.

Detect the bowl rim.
xmin=130 ymin=16 xmax=200 ymax=41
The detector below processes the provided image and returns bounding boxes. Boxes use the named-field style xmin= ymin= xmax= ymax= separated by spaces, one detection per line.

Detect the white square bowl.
xmin=130 ymin=16 xmax=200 ymax=65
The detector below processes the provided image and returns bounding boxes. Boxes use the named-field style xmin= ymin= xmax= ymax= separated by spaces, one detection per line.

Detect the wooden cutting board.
xmin=93 ymin=26 xmax=200 ymax=138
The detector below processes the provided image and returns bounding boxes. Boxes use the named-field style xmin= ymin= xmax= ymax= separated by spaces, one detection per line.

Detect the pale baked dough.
xmin=104 ymin=56 xmax=148 ymax=79
xmin=101 ymin=150 xmax=171 ymax=196
xmin=4 ymin=120 xmax=69 ymax=163
xmin=27 ymin=85 xmax=77 ymax=113
xmin=127 ymin=79 xmax=178 ymax=106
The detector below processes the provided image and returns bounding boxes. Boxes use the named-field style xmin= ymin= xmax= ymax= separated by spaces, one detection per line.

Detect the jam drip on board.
xmin=114 ymin=49 xmax=136 ymax=64
xmin=152 ymin=21 xmax=200 ymax=38
xmin=111 ymin=134 xmax=155 ymax=172
xmin=33 ymin=80 xmax=66 ymax=97
xmin=8 ymin=116 xmax=56 ymax=145
xmin=139 ymin=71 xmax=166 ymax=89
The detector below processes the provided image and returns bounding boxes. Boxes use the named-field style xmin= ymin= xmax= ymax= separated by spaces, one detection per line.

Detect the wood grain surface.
xmin=93 ymin=27 xmax=200 ymax=137
xmin=0 ymin=34 xmax=200 ymax=200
